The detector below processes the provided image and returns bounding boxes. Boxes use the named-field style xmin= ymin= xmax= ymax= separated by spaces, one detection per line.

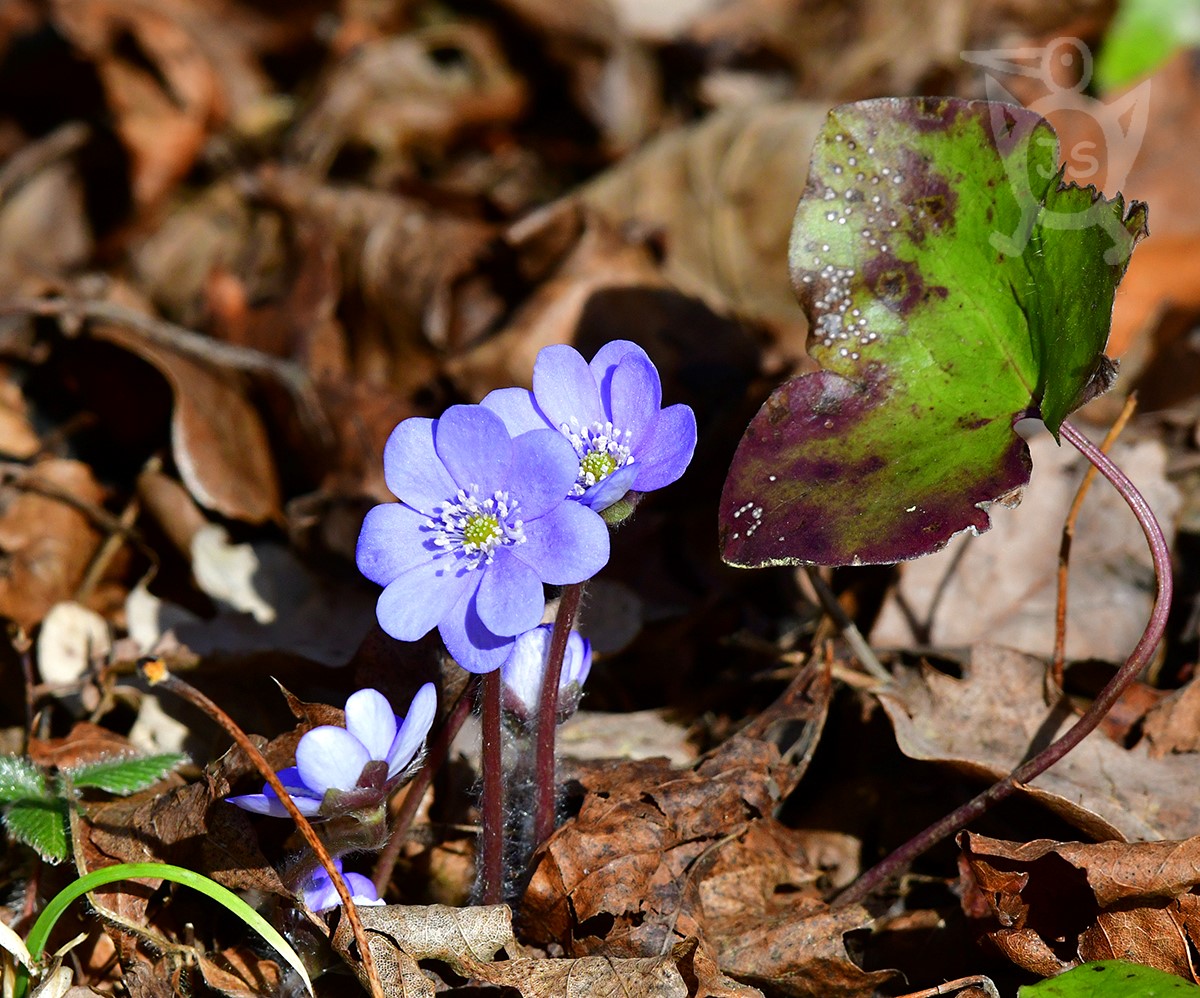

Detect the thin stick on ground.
xmin=140 ymin=660 xmax=386 ymax=998
xmin=803 ymin=566 xmax=890 ymax=681
xmin=1052 ymin=394 xmax=1137 ymax=685
xmin=532 ymin=583 xmax=585 ymax=849
xmin=373 ymin=677 xmax=476 ymax=895
xmin=835 ymin=417 xmax=1173 ymax=908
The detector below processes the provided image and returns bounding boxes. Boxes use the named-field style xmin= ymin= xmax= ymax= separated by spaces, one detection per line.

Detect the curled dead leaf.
xmin=878 ymin=643 xmax=1200 ymax=841
xmin=960 ymin=831 xmax=1200 ymax=982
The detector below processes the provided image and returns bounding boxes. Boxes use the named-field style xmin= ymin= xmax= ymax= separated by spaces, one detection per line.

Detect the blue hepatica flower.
xmin=302 ymin=859 xmax=384 ymax=912
xmin=501 ymin=624 xmax=592 ymax=723
xmin=482 ymin=340 xmax=697 ymax=512
xmin=227 ymin=685 xmax=436 ymax=818
xmin=356 ymin=405 xmax=610 ymax=672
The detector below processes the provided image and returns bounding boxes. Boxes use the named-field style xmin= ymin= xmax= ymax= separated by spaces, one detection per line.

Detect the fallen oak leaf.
xmin=878 ymin=644 xmax=1200 ymax=841
xmin=465 ymin=941 xmax=692 ymax=998
xmin=960 ymin=832 xmax=1200 ymax=982
xmin=331 ymin=903 xmax=515 ymax=995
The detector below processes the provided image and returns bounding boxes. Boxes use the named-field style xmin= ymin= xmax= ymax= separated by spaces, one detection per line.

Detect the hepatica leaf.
xmin=720 ymin=97 xmax=1147 ymax=568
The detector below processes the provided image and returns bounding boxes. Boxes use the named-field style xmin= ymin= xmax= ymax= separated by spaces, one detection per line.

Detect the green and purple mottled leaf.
xmin=720 ymin=97 xmax=1146 ymax=568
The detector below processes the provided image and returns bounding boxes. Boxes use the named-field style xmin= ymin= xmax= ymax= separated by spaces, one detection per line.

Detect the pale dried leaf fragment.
xmin=36 ymin=601 xmax=111 ymax=685
xmin=90 ymin=323 xmax=281 ymax=524
xmin=580 ymin=101 xmax=829 ymax=338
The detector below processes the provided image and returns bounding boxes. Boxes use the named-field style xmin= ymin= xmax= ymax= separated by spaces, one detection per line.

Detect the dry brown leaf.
xmin=878 ymin=644 xmax=1200 ymax=841
xmin=871 ymin=432 xmax=1180 ymax=664
xmin=522 ymin=666 xmax=880 ymax=991
xmin=49 ymin=0 xmax=226 ymax=208
xmin=331 ymin=903 xmax=515 ymax=996
xmin=470 ymin=947 xmax=690 ymax=998
xmin=89 ymin=322 xmax=282 ymax=525
xmin=445 ymin=205 xmax=668 ymax=401
xmin=195 ymin=946 xmax=282 ymax=998
xmin=0 ymin=147 xmax=91 ymax=297
xmin=580 ymin=101 xmax=829 ymax=340
xmin=0 ymin=458 xmax=104 ymax=630
xmin=256 ymin=166 xmax=501 ymax=357
xmin=960 ymin=832 xmax=1200 ymax=981
xmin=490 ymin=0 xmax=661 ymax=155
xmin=289 ymin=22 xmax=527 ymax=181
xmin=1142 ymin=675 xmax=1200 ymax=757
xmin=710 ymin=898 xmax=897 ymax=998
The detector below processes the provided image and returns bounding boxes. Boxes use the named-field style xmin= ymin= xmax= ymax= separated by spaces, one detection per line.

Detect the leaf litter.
xmin=1 ymin=1 xmax=1200 ymax=996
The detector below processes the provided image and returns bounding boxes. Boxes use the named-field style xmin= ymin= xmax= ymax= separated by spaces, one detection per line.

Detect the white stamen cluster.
xmin=427 ymin=486 xmax=525 ymax=569
xmin=560 ymin=417 xmax=634 ymax=495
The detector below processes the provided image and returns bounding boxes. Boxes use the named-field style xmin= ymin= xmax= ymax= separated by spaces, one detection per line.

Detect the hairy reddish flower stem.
xmin=835 ymin=418 xmax=1173 ymax=908
xmin=532 ymin=582 xmax=585 ymax=849
xmin=479 ymin=670 xmax=505 ymax=904
xmin=372 ymin=677 xmax=475 ymax=895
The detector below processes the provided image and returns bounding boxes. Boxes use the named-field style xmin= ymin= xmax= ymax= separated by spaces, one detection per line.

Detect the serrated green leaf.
xmin=1020 ymin=961 xmax=1200 ymax=996
xmin=3 ymin=800 xmax=69 ymax=863
xmin=0 ymin=756 xmax=46 ymax=804
xmin=67 ymin=753 xmax=185 ymax=795
xmin=720 ymin=97 xmax=1145 ymax=568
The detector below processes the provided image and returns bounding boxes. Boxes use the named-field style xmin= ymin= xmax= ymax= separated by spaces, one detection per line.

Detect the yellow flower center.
xmin=580 ymin=449 xmax=618 ymax=484
xmin=462 ymin=513 xmax=502 ymax=550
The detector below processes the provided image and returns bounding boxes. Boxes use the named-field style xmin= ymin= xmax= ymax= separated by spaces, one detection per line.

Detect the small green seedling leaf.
xmin=3 ymin=799 xmax=69 ymax=863
xmin=720 ymin=97 xmax=1146 ymax=568
xmin=1020 ymin=961 xmax=1200 ymax=996
xmin=0 ymin=756 xmax=46 ymax=803
xmin=67 ymin=752 xmax=185 ymax=794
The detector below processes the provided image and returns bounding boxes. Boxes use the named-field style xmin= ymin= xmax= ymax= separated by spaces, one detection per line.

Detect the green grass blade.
xmin=16 ymin=862 xmax=312 ymax=998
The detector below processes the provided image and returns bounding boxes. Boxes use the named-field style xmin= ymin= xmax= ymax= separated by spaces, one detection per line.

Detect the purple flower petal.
xmin=356 ymin=503 xmax=438 ymax=587
xmin=302 ymin=868 xmax=340 ymax=911
xmin=375 ymin=559 xmax=473 ymax=642
xmin=303 ymin=861 xmax=382 ymax=911
xmin=579 ymin=462 xmax=638 ymax=511
xmin=227 ymin=767 xmax=321 ymax=818
xmin=434 ymin=405 xmax=512 ymax=495
xmin=515 ymin=501 xmax=609 ymax=584
xmin=533 ymin=345 xmax=603 ymax=429
xmin=344 ymin=689 xmax=398 ymax=761
xmin=439 ymin=584 xmax=516 ymax=673
xmin=630 ymin=403 xmax=697 ymax=491
xmin=508 ymin=429 xmax=579 ymax=519
xmin=589 ymin=340 xmax=650 ymax=412
xmin=296 ymin=726 xmax=371 ymax=795
xmin=608 ymin=355 xmax=661 ymax=450
xmin=475 ymin=550 xmax=544 ymax=636
xmin=387 ymin=682 xmax=436 ymax=777
xmin=344 ymin=872 xmax=384 ymax=905
xmin=481 ymin=387 xmax=548 ymax=436
xmin=383 ymin=419 xmax=457 ymax=515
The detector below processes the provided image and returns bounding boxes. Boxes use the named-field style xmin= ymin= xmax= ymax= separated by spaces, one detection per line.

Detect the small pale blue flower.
xmin=227 ymin=684 xmax=436 ymax=818
xmin=302 ymin=859 xmax=385 ymax=912
xmin=500 ymin=623 xmax=591 ymax=723
xmin=356 ymin=404 xmax=610 ymax=672
xmin=482 ymin=341 xmax=697 ymax=512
